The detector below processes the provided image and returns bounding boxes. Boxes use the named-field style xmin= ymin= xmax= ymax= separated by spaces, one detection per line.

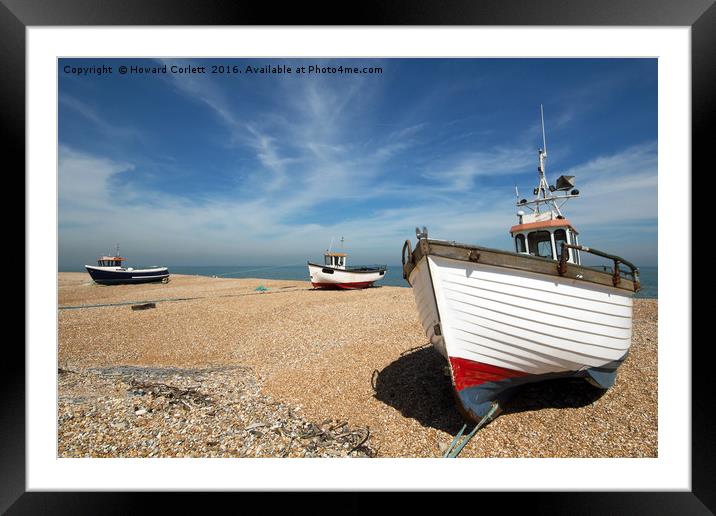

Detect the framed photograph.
xmin=7 ymin=0 xmax=709 ymax=511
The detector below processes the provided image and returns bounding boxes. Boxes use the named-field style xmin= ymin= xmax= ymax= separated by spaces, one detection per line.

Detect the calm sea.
xmin=163 ymin=264 xmax=658 ymax=299
xmin=65 ymin=263 xmax=657 ymax=298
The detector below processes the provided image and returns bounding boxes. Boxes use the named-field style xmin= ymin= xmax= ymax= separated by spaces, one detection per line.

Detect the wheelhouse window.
xmin=554 ymin=229 xmax=568 ymax=262
xmin=527 ymin=231 xmax=553 ymax=259
xmin=572 ymin=233 xmax=581 ymax=264
xmin=515 ymin=234 xmax=527 ymax=253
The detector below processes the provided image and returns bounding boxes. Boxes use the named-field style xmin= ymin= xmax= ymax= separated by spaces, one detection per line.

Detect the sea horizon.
xmin=62 ymin=264 xmax=659 ymax=298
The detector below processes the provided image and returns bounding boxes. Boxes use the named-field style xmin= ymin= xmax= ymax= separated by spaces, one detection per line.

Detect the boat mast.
xmin=516 ymin=105 xmax=579 ymax=218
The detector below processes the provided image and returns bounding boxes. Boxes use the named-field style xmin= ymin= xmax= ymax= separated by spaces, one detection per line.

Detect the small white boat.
xmin=308 ymin=239 xmax=386 ymax=290
xmin=85 ymin=245 xmax=169 ymax=285
xmin=401 ymin=107 xmax=640 ymax=423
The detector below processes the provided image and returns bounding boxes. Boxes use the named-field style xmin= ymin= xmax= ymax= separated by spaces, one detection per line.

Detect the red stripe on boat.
xmin=448 ymin=356 xmax=528 ymax=391
xmin=311 ymin=281 xmax=375 ymax=290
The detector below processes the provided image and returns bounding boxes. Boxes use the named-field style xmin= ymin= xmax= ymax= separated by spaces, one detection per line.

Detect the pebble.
xmin=58 ymin=273 xmax=658 ymax=458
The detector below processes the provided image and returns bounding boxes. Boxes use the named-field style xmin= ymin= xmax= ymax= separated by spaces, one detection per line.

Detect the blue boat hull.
xmin=85 ymin=266 xmax=169 ymax=285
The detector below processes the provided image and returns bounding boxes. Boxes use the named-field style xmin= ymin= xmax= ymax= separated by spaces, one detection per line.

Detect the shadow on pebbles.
xmin=58 ymin=365 xmax=374 ymax=458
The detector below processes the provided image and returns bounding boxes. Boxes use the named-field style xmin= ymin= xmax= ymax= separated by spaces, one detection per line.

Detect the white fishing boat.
xmin=308 ymin=238 xmax=387 ymax=289
xmin=401 ymin=107 xmax=640 ymax=423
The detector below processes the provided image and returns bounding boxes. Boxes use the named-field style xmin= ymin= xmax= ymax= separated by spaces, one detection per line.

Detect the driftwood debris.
xmin=128 ymin=379 xmax=212 ymax=408
xmin=59 ymin=366 xmax=377 ymax=458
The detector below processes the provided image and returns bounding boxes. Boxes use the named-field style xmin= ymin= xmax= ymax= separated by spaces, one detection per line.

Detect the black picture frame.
xmin=5 ymin=0 xmax=709 ymax=513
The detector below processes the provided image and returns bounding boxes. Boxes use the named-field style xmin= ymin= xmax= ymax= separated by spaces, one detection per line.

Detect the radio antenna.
xmin=535 ymin=104 xmax=551 ymax=210
xmin=515 ymin=105 xmax=578 ymax=218
xmin=540 ymin=104 xmax=547 ymax=158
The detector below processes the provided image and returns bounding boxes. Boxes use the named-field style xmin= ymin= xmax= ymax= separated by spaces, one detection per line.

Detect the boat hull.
xmin=85 ymin=265 xmax=170 ymax=285
xmin=405 ymin=241 xmax=635 ymax=422
xmin=308 ymin=262 xmax=386 ymax=289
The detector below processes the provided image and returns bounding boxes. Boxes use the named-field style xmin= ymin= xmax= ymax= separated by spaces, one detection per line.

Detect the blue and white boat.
xmin=85 ymin=245 xmax=169 ymax=285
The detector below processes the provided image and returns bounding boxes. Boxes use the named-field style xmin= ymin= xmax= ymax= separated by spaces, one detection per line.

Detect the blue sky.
xmin=58 ymin=58 xmax=657 ymax=268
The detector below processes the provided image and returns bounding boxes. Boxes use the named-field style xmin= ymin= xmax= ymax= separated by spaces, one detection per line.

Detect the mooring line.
xmin=443 ymin=403 xmax=501 ymax=458
xmin=59 ymin=286 xmax=306 ymax=310
xmin=212 ymin=263 xmax=306 ymax=278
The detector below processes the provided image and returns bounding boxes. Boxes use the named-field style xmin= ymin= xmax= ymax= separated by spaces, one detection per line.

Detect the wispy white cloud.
xmin=153 ymin=60 xmax=433 ymax=213
xmin=59 ymin=61 xmax=658 ymax=267
xmin=58 ymin=144 xmax=510 ymax=265
xmin=422 ymin=146 xmax=535 ymax=191
xmin=561 ymin=141 xmax=657 ymax=229
xmin=59 ymin=137 xmax=657 ymax=267
xmin=59 ymin=146 xmax=135 ymax=214
xmin=59 ymin=94 xmax=142 ymax=140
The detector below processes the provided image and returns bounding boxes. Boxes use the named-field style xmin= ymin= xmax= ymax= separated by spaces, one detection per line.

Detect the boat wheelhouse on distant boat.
xmin=308 ymin=238 xmax=387 ymax=290
xmin=85 ymin=245 xmax=170 ymax=285
xmin=401 ymin=106 xmax=640 ymax=424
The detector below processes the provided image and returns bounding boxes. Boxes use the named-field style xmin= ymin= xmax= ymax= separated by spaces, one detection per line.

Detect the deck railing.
xmin=558 ymin=243 xmax=640 ymax=292
xmin=344 ymin=264 xmax=387 ymax=271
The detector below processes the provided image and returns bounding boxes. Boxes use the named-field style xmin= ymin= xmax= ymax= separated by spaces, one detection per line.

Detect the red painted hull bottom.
xmin=448 ymin=356 xmax=531 ymax=422
xmin=448 ymin=357 xmax=528 ymax=391
xmin=311 ymin=281 xmax=375 ymax=290
xmin=446 ymin=355 xmax=625 ymax=422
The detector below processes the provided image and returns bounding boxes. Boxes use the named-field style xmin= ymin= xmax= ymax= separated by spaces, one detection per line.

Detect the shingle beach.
xmin=58 ymin=272 xmax=658 ymax=458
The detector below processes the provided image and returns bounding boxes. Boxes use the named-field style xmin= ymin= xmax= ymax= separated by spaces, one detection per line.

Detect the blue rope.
xmin=442 ymin=424 xmax=467 ymax=458
xmin=444 ymin=403 xmax=500 ymax=458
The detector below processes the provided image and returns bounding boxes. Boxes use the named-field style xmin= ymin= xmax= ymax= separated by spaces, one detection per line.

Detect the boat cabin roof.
xmin=98 ymin=256 xmax=125 ymax=261
xmin=324 ymin=252 xmax=347 ymax=257
xmin=510 ymin=218 xmax=578 ymax=235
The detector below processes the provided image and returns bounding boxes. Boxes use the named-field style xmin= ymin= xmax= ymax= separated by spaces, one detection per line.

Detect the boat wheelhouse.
xmin=323 ymin=251 xmax=348 ymax=269
xmin=401 ymin=106 xmax=640 ymax=424
xmin=308 ymin=240 xmax=387 ymax=290
xmin=96 ymin=255 xmax=126 ymax=267
xmin=510 ymin=213 xmax=580 ymax=263
xmin=85 ymin=245 xmax=170 ymax=285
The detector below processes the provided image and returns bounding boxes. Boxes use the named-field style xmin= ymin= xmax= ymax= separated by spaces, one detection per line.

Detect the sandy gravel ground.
xmin=58 ymin=272 xmax=658 ymax=458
